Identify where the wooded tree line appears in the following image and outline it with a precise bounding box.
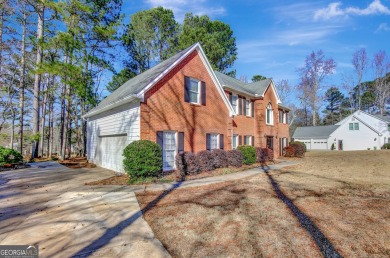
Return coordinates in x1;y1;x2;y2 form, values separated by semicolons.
290;48;390;130
0;3;237;159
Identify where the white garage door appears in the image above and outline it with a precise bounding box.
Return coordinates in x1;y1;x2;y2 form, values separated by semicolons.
311;140;327;150
97;135;128;172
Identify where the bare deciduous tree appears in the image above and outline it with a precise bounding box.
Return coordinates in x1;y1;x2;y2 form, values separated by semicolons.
276;79;290;104
298;50;336;126
372;50;390;115
352;48;368;110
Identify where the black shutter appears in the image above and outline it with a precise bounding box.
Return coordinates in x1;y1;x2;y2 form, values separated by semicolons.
206;133;211;150
238;135;242;145
219;134;224;149
238;97;242;115
178;132;184;153
184;76;190;102
251;136;255;146
229;92;232;104
157;131;164;149
251;101;254;117
201;81;206;105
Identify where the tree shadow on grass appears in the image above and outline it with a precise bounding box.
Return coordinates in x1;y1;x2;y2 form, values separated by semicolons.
71;181;183;257
260;165;342;258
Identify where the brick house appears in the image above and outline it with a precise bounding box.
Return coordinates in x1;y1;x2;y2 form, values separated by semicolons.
85;43;290;172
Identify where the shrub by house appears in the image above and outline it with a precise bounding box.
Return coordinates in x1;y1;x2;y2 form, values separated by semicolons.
0;146;23;166
123;140;162;179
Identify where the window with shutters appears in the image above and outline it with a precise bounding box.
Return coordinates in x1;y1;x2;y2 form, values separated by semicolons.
188;78;200;104
245;99;251;117
232;134;238;149
163;131;176;170
244;135;251;145
231;94;238;113
210;134;219;150
266;103;273;125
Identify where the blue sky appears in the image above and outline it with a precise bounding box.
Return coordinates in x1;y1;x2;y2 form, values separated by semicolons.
117;0;390;104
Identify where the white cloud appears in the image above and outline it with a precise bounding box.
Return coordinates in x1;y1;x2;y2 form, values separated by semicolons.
314;0;390;20
145;0;226;21
376;22;390;32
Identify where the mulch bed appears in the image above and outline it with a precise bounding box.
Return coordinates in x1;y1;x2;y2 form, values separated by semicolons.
84;160;286;186
59;157;96;169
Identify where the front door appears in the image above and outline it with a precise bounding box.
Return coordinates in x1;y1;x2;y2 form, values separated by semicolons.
266;136;274;150
163;132;176;170
338;140;343;150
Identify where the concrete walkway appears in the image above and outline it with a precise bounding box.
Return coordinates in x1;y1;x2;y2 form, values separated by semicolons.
0;160;298;257
0;162;170;258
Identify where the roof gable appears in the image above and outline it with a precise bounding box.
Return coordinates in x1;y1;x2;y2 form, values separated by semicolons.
85;43;235;118
214;71;281;103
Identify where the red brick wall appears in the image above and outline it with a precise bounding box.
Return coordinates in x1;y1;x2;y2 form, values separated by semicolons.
140;50;232;153
254;85;290;158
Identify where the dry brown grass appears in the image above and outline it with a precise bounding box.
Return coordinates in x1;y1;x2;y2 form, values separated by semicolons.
136;150;390;257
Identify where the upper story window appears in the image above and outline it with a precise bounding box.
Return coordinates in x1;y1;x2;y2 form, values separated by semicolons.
349;122;359;130
231;94;238;113
266;103;273;125
189;78;200;104
245;99;251;116
279;110;288;124
185;76;206;105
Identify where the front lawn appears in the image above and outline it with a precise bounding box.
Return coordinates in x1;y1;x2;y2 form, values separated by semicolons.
136;150;390;257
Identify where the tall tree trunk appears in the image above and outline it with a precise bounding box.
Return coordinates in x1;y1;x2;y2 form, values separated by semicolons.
10;105;15;149
81;100;87;157
39;76;48;157
18;1;27;154
66;89;72;159
61;84;68;160
0;0;5;88
48;77;54;158
32;1;44;158
60;82;65;158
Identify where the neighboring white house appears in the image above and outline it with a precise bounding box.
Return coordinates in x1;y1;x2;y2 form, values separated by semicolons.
293;110;390;151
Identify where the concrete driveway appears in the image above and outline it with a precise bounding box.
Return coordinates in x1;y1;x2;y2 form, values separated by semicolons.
0;162;170;258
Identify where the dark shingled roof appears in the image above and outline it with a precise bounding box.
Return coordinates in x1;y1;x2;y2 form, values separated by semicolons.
214;71;271;96
293;125;339;139
373;114;390;123
85;43;198;117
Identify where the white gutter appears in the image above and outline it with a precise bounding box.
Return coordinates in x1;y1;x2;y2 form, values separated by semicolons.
82;95;139;119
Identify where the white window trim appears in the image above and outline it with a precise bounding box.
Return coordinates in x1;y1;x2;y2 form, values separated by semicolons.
232;134;238;149
163;131;177;171
231;94;238;113
210;133;219;150
266;104;274;125
244;135;252;145
245;99;251;117
189;77;201;104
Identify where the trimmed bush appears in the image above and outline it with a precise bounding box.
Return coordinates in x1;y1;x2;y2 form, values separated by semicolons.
290;141;307;152
237;145;256;165
227;150;243;167
0;146;23;166
123;140;162;179
256;148;274;163
197;150;214;172
284;143;305;158
382;143;390;149
175;151;198;177
211;149;228;168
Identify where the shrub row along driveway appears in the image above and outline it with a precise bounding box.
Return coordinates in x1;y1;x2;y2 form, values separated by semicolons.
137;151;390;257
0;162;169;257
